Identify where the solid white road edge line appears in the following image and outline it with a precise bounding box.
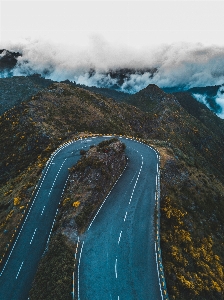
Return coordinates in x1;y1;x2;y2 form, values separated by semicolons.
155;242;163;299
77;241;85;300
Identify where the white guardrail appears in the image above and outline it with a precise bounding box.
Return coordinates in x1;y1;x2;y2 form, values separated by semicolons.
154;150;169;300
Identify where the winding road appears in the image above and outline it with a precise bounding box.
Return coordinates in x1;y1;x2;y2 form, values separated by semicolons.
0;136;161;300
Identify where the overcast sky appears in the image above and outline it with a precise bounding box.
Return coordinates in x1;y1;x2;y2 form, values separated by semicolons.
1;0;224;48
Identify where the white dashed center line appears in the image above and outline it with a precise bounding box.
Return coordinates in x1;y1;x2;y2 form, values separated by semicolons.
48;159;67;196
115;258;118;278
40;206;45;216
118;230;122;245
30;228;37;245
16;261;24;279
124;211;128;222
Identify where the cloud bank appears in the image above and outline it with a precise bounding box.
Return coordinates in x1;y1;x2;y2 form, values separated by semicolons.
1;38;224;118
214;86;224;119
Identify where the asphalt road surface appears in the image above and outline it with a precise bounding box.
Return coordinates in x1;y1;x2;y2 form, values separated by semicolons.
78;137;161;300
0;136;161;300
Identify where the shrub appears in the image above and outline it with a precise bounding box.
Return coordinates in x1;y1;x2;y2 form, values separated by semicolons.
80;149;86;155
13;197;21;206
97;138;119;149
72;201;80;208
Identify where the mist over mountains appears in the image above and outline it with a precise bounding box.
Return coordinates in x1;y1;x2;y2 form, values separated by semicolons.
1;40;224;117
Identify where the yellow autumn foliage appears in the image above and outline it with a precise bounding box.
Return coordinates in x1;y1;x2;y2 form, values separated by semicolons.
178;275;195;289
62;197;70;206
14;197;21;206
6;210;14;221
73;201;80;208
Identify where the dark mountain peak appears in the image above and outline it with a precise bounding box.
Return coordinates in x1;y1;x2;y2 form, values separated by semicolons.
126;83;179;112
0;49;22;71
135;84;168;101
145;83;161;89
142;83;166;94
142;84;183;109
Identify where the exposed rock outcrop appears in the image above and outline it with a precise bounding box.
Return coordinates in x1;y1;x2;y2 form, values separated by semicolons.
0;49;21;71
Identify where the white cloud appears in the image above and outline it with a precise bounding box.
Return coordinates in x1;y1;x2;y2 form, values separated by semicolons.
2;39;224;93
215;86;224;119
192;94;208;106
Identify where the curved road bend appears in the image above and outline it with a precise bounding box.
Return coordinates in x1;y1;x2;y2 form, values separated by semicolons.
78;138;161;300
0;136;161;300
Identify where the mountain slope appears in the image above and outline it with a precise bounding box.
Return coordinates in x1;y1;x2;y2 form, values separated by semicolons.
122;84;224;182
180;85;222;114
60;79;131;102
174;91;224;139
0;74;54;115
0;82;223;299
